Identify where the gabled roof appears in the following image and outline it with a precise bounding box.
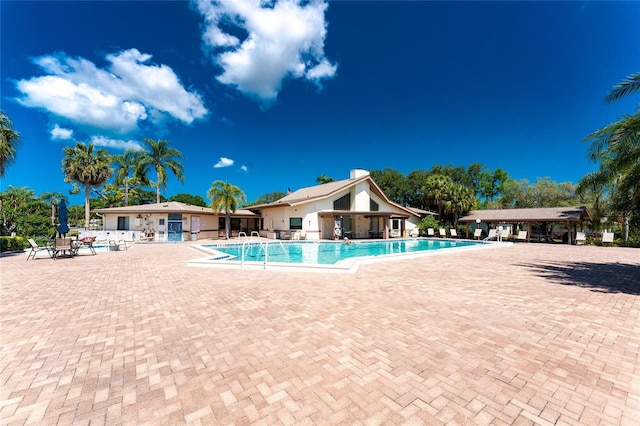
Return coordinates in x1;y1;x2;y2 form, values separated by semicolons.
93;202;256;216
248;174;419;217
459;206;591;223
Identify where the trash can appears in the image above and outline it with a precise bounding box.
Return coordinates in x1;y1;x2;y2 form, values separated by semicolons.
191;232;198;241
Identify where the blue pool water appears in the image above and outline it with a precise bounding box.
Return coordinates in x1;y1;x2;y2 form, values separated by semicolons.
200;238;482;266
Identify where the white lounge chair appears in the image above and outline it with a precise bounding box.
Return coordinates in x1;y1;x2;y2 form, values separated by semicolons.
516;230;528;242
439;228;447;238
485;229;498;241
450;229;458;238
409;228;420;238
473;228;482;239
427;228;435;237
576;232;586;245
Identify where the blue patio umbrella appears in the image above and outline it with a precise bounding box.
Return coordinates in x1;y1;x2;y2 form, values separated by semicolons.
57;199;70;237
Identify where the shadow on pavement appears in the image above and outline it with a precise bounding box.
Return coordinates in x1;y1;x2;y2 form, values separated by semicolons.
519;261;640;295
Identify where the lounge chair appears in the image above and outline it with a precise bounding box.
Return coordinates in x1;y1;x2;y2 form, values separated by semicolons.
576;232;586;245
450;229;458;238
602;231;614;245
439;228;447;238
484;229;498;241
473;228;482;239
516;230;528;242
427;228;435;237
26;238;53;260
409;228;420;237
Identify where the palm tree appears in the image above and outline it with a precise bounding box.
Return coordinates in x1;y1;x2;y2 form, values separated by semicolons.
0;111;20;177
422;174;452;220
62;142;113;229
207;180;246;239
442;183;476;227
112;149;140;206
579;71;640;228
135;138;184;203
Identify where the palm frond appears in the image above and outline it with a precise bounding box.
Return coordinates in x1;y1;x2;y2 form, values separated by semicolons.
605;71;640;103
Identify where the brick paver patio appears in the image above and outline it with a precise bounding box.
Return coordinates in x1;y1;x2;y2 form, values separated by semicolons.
1;241;639;425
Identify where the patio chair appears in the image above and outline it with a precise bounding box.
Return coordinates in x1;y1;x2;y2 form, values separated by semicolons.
473;228;482;239
410;228;420;237
439;228;447;237
52;238;74;259
26;238;53;261
450;229;458;238
576;232;586;245
602;231;614;245
427;228;435;237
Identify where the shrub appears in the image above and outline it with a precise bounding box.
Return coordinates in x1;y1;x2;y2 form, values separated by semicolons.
0;236;28;252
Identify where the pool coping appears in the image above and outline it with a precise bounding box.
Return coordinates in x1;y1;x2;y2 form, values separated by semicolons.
187;238;512;273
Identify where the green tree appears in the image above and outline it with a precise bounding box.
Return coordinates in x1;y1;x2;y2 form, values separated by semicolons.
169;193;208;207
370;168;409;205
245;191;287;206
0;186;53;237
479;168;509;202
207;181;246;239
135;138;184;204
62;142;113;229
579;71;640;229
316;174;335;184
442;183;476;226
422;174;452;219
0;111;20;177
112;149;140;206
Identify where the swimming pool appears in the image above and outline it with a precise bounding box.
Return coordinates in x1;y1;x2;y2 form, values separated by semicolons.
190;238;499;272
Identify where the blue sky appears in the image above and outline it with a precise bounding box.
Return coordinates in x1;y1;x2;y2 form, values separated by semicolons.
2;0;639;206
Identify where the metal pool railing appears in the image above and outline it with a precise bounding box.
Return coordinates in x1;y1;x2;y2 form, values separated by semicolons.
240;240;291;270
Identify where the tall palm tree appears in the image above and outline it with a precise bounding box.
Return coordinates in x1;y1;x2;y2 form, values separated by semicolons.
422;174;452;220
62;142;113;229
135;138;184;204
112;149;140;206
442;183;476;227
207;180;246;239
579;71;640;228
0;111;20;177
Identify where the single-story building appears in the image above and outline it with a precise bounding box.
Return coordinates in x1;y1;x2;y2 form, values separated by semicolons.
89;201;258;242
248;169;423;240
458;206;592;244
89;169;429;242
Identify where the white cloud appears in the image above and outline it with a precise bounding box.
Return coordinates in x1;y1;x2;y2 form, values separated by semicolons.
194;0;337;102
50;124;73;140
90;135;143;150
240;165;248;172
214;157;234;168
15;49;208;135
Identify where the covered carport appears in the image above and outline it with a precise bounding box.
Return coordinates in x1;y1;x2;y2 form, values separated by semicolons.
458;206;592;245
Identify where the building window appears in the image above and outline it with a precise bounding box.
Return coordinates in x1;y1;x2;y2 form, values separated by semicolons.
392;219;401;230
117;216;130;230
370;199;379;211
290;217;303;230
333;193;351;210
159;219;165;226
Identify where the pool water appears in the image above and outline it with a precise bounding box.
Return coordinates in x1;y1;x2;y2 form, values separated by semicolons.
200;238;481;265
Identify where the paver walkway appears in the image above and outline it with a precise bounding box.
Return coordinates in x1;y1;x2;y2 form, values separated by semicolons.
1;242;639;425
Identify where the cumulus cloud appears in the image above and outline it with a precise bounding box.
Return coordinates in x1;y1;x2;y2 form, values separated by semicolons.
193;0;337;102
90;135;143;150
50;124;73;140
214;157;234;168
240;165;248;172
15;49;208;135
